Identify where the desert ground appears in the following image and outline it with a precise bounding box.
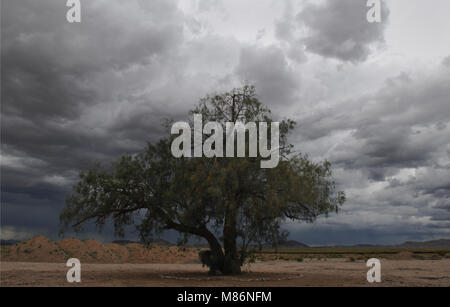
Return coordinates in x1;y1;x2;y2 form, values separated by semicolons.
1;259;450;287
1;236;449;286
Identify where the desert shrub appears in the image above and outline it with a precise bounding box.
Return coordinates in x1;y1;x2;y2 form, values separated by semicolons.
246;254;256;264
412;254;425;260
296;257;303;262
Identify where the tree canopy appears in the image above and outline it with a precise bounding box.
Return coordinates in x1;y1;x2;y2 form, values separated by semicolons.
60;84;345;275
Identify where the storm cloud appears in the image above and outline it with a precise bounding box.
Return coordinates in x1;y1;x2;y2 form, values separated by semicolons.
1;0;449;245
298;0;389;63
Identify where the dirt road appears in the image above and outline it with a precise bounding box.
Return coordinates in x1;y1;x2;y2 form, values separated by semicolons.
1;258;449;286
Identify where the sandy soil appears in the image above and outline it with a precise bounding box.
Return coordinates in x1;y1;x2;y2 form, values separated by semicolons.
1;236;200;264
1;258;449;287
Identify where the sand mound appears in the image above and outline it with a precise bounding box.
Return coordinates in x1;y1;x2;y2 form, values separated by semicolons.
1;236;201;264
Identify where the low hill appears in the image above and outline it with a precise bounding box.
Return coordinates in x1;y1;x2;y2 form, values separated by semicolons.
1;236;200;264
309;239;450;249
279;240;309;248
260;240;309;249
399;239;450;248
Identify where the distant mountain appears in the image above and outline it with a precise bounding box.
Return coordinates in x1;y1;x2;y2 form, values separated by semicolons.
279;240;309;248
318;239;450;249
259;240;309;249
351;244;378;248
0;239;20;246
398;239;450;248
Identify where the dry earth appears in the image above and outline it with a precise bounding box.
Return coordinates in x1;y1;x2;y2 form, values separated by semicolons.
1;236;449;286
1;259;450;287
1;236;200;264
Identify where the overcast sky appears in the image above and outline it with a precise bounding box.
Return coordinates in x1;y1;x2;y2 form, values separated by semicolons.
2;0;449;245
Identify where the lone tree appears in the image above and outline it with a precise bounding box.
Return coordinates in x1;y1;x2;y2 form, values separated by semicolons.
60;85;345;275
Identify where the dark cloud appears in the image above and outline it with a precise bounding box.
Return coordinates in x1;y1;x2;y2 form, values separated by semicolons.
298;0;389;63
1;0;188;238
1;0;448;245
443;55;450;67
236;45;300;107
274;0;306;64
298;69;450;177
291;65;450;239
1;0;246;241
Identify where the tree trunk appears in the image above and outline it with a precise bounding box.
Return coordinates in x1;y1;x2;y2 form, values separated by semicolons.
202;228;225;275
219;99;242;275
222;203;242;275
165;220;225;275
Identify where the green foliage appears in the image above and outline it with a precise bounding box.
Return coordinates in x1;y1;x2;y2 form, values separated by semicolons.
437;251;447;257
60;84;345;274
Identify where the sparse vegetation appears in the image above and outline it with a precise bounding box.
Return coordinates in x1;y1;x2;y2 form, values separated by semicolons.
3;236;450;266
437;251;447;257
249;246;450;261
